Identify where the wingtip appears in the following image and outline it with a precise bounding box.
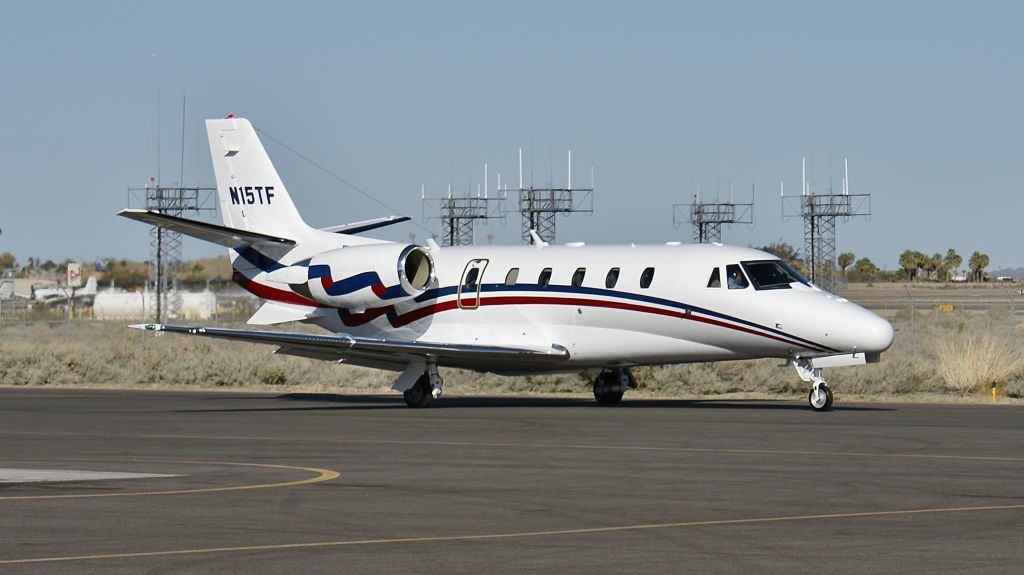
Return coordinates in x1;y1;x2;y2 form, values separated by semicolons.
128;323;164;331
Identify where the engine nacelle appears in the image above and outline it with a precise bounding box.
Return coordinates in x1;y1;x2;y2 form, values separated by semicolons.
270;244;435;311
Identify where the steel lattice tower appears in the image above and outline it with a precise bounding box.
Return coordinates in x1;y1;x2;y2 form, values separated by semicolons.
673;185;754;243
422;165;505;246
515;149;593;245
128;183;215;321
782;158;870;292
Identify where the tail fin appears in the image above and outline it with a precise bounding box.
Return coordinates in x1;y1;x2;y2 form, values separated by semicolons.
205;117;312;238
80;276;98;296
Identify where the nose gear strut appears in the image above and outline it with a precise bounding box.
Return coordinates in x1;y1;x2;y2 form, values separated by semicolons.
793;357;833;411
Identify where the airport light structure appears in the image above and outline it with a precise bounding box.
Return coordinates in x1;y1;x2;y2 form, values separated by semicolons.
514;149;593;245
781;158;870;293
421;164;506;247
127;182;216;321
673;184;754;244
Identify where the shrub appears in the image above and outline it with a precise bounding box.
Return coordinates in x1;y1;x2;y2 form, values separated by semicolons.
935;332;1023;394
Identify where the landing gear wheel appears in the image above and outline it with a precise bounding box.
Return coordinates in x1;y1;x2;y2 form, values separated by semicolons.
808;384;833;412
593;371;626;405
403;374;434;408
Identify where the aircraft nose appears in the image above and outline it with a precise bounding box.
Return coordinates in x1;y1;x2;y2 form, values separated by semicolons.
860;312;895;353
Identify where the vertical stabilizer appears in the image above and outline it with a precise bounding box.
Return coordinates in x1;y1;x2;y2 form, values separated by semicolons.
205;117;311;238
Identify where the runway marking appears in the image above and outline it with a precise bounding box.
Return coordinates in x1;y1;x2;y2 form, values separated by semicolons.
2;501;1023;565
0;459;339;501
7;430;1023;464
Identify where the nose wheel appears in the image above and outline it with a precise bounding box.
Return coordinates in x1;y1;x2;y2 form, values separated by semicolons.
808;383;833;411
793;357;834;412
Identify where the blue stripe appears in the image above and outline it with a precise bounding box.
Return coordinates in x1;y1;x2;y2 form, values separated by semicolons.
415;282;836;353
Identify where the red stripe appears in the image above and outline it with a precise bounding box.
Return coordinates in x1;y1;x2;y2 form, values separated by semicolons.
342;294;818;351
238;281;822;352
233;272;320;307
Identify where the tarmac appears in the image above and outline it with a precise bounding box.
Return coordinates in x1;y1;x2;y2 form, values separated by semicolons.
1;387;1022;574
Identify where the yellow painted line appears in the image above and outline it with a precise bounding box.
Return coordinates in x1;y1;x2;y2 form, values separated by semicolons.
0;459;339;501
5;430;1024;463
2;502;1024;565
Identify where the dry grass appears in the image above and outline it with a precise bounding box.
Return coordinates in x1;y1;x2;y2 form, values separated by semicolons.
935;332;1022;394
2;306;1024;402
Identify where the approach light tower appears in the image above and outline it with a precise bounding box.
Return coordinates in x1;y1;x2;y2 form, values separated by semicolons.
421;164;506;246
515;149;593;245
128;180;215;321
781;158;870;292
673;184;754;243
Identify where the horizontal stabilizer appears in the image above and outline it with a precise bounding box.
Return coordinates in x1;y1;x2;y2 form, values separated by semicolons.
118;209;295;249
320;215;411;235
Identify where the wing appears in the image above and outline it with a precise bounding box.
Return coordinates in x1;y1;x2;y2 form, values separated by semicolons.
130;323;570;371
118;209;295;249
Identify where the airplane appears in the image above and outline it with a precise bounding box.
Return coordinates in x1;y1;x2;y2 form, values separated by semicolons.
119;117;894;411
31;276;97;305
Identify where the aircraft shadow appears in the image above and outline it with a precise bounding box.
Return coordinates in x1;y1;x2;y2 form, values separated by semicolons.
174;393;894;413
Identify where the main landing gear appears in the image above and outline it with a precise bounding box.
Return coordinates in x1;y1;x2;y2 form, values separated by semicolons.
403;363;444;408
593;368;637;405
793;357;833;412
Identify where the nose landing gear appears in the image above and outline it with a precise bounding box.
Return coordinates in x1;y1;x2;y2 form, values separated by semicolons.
793;357;833;411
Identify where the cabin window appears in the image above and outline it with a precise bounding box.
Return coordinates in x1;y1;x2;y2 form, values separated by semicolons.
707;267;721;288
726;264;749;289
538;268;552;289
605;268;620;289
505;268;519;287
640;267;655;289
571;268;586;288
464;267;479;288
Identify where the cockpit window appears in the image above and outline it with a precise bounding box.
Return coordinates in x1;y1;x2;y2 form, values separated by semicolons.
741;260;811;290
707;267;721;288
726;264;748;289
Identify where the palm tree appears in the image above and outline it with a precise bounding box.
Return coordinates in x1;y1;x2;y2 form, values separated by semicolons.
944;249;962;280
837;252;855;277
968;251;990;282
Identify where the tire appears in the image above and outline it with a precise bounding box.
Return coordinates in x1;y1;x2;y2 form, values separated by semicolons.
808;385;833;412
593;372;625;405
403;374;434;408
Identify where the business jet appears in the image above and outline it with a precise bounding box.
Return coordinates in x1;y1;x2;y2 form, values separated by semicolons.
119;117;894;411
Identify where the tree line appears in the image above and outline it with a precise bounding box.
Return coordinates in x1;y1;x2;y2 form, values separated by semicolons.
757;243;994;283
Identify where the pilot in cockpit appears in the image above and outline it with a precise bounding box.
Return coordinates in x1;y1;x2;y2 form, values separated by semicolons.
727;266;749;289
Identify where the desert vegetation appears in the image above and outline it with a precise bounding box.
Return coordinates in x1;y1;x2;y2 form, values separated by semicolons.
2;303;1022;402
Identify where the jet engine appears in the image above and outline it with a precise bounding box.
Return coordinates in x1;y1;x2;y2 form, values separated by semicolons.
268;244;435;311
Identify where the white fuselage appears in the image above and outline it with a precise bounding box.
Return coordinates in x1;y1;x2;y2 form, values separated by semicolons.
231;240;894;373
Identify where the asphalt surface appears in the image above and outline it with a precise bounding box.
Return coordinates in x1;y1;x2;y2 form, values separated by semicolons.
1;387;1022;574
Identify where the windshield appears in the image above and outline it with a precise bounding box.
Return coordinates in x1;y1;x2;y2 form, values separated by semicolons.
741;260;811;290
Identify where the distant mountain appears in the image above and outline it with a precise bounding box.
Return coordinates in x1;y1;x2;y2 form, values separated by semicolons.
988;267;1024;280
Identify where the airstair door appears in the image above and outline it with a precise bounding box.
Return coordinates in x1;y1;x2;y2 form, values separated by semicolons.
457;259;488;310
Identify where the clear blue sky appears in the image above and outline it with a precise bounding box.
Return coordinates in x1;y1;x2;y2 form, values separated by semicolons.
1;1;1021;270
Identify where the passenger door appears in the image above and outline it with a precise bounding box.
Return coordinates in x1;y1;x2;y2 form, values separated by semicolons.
457;259;489;309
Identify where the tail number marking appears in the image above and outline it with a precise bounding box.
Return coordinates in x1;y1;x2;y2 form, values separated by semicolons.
229;186;275;205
